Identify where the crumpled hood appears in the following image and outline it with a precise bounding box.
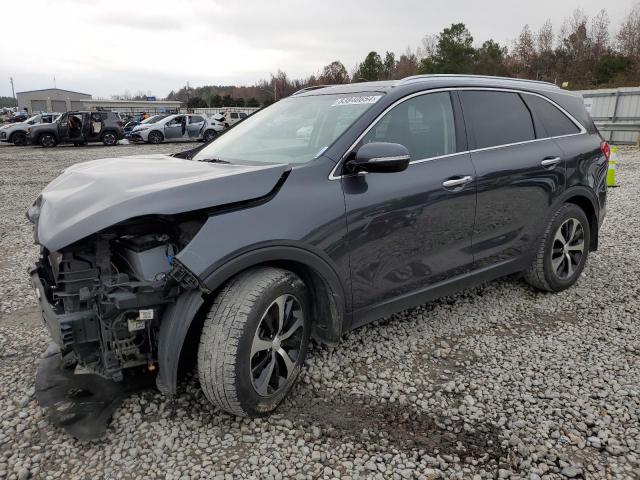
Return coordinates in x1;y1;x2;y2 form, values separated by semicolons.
34;154;289;251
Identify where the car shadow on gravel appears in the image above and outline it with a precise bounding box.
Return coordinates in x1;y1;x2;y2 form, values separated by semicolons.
280;391;506;463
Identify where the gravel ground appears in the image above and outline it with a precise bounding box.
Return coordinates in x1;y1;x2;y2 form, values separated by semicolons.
0;143;639;480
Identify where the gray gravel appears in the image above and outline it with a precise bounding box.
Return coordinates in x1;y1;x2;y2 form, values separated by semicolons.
0;142;639;479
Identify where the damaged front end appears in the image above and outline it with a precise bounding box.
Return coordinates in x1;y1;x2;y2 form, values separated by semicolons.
29;216;204;439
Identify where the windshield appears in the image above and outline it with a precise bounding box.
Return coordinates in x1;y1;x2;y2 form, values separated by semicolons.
193;93;384;164
25;115;40;124
142;114;167;124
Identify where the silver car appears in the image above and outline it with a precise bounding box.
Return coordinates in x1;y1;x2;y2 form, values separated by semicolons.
0;113;61;145
130;114;223;144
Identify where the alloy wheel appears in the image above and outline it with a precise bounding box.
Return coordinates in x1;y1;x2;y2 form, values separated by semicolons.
13;133;26;146
103;133;117;145
40;135;55;147
551;217;585;280
250;294;304;397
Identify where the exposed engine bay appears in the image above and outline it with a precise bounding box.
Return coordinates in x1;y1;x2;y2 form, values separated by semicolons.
31;217;204;383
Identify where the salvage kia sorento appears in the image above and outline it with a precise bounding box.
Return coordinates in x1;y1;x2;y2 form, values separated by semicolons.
28;75;608;438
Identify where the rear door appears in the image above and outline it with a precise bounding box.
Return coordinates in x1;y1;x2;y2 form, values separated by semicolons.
459;90;566;269
343;91;477;316
187;115;206;139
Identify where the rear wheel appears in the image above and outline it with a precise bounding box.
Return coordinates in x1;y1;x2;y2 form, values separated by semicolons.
198;267;310;417
11;132;27;146
147;131;163;144
101;131;118;146
39;133;57;148
203;129;217;142
524;203;590;292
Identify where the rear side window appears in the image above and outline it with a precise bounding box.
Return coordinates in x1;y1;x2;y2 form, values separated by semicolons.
362;92;456;160
521;94;581;137
460;91;535;149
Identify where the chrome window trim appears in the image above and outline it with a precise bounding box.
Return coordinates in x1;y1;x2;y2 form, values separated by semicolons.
328;87;587;180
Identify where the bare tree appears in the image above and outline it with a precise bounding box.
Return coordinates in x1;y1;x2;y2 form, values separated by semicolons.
590;9;610;60
537;19;554;53
512;24;536;75
416;34;438;60
617;2;640;59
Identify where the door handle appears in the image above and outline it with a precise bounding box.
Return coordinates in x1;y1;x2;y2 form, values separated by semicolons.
541;156;561;168
442;175;474;188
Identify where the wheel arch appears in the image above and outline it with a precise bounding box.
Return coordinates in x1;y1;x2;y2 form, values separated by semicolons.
156;245;347;396
560;187;600;251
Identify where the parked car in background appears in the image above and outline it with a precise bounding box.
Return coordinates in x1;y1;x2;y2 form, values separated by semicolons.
27;75;607;437
220;110;248;127
28;111;124;147
0;113;61;145
130;113;223;143
123;114;169;138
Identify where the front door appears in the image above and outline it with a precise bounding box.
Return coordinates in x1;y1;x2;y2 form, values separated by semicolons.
458;90;566;269
343;91;476;317
57;113;69;138
164;116;185;140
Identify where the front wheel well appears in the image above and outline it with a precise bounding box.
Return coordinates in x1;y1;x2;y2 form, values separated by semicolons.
565;195;598;251
177;260;343;381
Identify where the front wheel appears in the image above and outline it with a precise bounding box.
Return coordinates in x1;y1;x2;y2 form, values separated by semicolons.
39;133;57;148
198;267;310;417
147;131;163;144
102;131;118;146
11;132;27;146
524;203;590;292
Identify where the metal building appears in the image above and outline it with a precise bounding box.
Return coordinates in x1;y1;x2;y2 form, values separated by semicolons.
82;99;182;115
16;88;92;114
577;87;640;145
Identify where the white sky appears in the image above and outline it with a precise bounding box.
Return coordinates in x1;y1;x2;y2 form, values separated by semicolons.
0;0;634;98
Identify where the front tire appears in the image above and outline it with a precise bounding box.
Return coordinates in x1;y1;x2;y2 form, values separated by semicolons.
11;132;27;146
198;267;310;417
524;203;590;292
147;131;163;144
39;133;57;148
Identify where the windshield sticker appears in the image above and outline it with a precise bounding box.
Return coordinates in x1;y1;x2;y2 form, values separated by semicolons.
331;95;382;107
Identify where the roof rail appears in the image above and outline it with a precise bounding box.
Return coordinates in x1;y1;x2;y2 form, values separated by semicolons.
397;74;559;88
292;85;331;95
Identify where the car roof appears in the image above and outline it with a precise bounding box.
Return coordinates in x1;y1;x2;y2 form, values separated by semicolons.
293;75;579;99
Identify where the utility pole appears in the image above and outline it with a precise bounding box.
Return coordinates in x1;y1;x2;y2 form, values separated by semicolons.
186;81;190;105
9;77;16;105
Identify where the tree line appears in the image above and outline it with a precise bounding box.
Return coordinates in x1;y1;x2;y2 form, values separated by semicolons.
168;5;640;108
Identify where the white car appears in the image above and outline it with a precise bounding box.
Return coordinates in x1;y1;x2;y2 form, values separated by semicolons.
0;113;61;145
217;110;249;127
130;114;224;144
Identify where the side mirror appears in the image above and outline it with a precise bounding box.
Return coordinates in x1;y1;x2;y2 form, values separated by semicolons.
345;142;410;174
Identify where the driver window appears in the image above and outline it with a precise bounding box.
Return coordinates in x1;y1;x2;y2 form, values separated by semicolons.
362;92;457;161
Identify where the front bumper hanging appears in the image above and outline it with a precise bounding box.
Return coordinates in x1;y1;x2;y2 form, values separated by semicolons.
35;343;155;440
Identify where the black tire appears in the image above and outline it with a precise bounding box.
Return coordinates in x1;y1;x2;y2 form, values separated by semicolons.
11;132;27;146
203;129;217;142
101;131;118;146
147;130;163;144
198;267;311;417
39;133;57;148
524;203;590;292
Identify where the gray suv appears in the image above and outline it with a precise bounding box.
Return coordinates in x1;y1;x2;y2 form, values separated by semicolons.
28;74;607;439
28;111;125;147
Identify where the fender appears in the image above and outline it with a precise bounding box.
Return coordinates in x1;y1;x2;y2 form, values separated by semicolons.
544;185;601;250
156;289;204;395
156;244;348;396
